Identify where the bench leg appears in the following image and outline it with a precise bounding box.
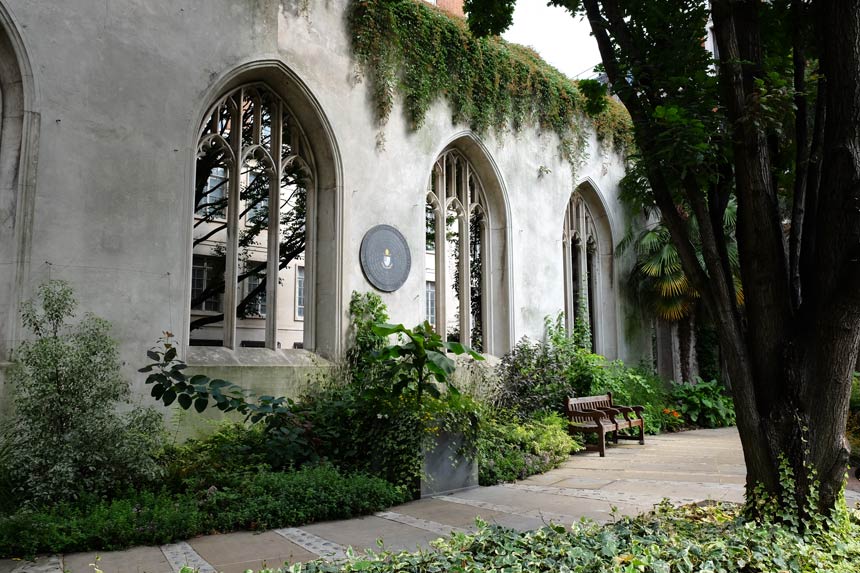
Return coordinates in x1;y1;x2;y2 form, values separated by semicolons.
638;423;645;445
598;427;606;457
613;430;619;444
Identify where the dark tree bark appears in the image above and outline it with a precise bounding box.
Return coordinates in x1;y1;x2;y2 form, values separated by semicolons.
577;0;860;516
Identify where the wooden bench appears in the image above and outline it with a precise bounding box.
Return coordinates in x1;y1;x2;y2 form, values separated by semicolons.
564;393;645;457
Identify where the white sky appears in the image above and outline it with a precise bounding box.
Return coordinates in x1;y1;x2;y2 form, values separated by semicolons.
502;0;601;79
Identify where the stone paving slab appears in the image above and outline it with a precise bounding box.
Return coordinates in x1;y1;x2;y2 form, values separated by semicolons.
391;498;505;529
189;531;317;573
0;557;61;573
63;547;170;573
301;516;442;554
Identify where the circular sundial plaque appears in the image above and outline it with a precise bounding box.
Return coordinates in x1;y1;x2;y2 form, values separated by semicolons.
360;224;412;292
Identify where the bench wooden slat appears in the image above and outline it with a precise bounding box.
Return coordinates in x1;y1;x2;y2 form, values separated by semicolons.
565;392;645;457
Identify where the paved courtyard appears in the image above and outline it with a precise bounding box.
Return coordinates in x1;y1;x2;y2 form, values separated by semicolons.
6;427;860;573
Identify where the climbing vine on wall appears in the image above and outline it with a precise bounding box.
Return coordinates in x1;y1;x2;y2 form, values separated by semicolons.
348;0;633;157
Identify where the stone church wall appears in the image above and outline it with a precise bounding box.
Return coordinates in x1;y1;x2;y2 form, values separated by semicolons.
0;0;651;413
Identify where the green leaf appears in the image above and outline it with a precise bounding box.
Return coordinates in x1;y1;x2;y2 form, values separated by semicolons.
177;393;192;410
426;350;455;376
372;323;406;337
162;389;177;407
164;347;177;362
194;397;208;413
146;350;160;361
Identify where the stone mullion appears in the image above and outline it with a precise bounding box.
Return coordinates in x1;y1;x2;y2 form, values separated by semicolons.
577;201;589;319
459;165;471;347
562;203;575;335
479;215;490;353
435;167;446;336
265;101;282;350
223;91;243;349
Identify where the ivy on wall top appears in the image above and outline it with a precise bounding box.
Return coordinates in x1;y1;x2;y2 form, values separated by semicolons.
348;0;633;155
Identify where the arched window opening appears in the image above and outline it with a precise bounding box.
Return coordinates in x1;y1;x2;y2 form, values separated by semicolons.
191;83;313;350
563;192;598;352
425;149;488;351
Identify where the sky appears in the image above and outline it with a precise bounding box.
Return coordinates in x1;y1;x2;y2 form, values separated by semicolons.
502;0;601;79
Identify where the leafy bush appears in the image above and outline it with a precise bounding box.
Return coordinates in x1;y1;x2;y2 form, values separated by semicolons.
477;411;582;485
4;281;164;505
497;315;673;436
202;465;406;532
284;501;860;573
671;378;736;428
158;422;270;490
0;490;204;556
0;465;405;557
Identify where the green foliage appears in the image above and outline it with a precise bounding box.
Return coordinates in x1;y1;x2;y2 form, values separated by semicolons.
4;281;164;505
140;336;316;469
158;422;270;490
370;321;483;404
589;363;668;435
265;502;860;573
348;0;632;155
346;291;389;388
477;411;582;486
0;465;404;557
671;378;736;428
0;490;203;556
200;465;407;532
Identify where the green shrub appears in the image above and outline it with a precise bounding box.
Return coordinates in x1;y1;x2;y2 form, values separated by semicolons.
159;423;270;490
202;465;407;532
477;411;581;485
4;281;164;505
0;490;204;556
0;465;405;557
671;378;736;428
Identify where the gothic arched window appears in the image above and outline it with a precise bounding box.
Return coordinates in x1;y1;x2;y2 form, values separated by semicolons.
191;83;313;350
425;149;488;352
563;192;598;352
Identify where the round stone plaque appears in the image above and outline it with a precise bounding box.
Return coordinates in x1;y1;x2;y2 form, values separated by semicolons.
360;224;412;292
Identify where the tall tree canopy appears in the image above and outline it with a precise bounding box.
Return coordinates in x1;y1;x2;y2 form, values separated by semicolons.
465;0;860;517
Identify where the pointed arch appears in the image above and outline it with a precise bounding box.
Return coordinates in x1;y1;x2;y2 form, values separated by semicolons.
424;132;513;356
563;179;618;357
184;61;343;359
0;2;38;360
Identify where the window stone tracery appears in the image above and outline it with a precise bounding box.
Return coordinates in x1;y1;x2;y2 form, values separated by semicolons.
563;191;599;351
191;83;313;350
425;149;488;352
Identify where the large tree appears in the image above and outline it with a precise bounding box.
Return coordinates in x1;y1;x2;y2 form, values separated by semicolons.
465;0;860;516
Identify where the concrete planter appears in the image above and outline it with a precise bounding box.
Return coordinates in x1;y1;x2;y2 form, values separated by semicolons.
420;430;478;498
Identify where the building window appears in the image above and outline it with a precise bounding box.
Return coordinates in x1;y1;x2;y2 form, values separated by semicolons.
563;192;598;352
296;266;305;320
425;281;436;325
191;255;223;313
245;268;267;318
200;167;227;218
425;149;487;352
191;83;313;349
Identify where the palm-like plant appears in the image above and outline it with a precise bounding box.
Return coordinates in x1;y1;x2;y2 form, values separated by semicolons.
619;198;742;382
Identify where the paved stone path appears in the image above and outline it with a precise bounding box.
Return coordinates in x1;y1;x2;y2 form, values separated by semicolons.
5;428;860;573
